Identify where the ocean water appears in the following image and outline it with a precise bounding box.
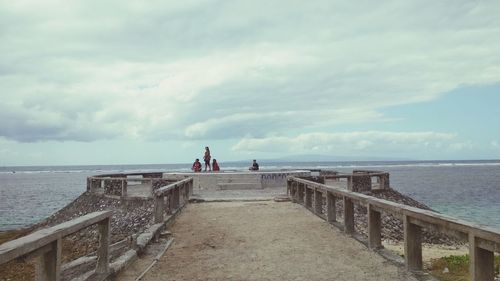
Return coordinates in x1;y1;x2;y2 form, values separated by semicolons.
0;160;499;231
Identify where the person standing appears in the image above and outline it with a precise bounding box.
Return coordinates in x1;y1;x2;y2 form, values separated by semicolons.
203;146;211;172
212;159;220;172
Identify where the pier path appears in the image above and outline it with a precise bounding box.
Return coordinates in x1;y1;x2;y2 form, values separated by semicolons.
4;170;498;281
117;201;417;281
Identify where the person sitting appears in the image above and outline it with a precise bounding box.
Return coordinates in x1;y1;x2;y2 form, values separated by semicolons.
212;159;220;172
192;158;202;172
249;159;259;171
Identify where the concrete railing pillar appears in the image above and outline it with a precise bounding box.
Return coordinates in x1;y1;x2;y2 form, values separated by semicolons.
326;192;336;223
88;178;102;193
184;183;189;201
297;183;304;204
305;186;312;209
179;184;186;203
314;189;323;215
36;239;62;281
168;190;175;214
378;173;390;189
290;182;297;203
121;180;127;198
403;216;422;271
469;234;495;281
96;217;110;275
343;197;355;234
154;195;164;223
174;187;180;209
347;176;353;191
368;204;382;249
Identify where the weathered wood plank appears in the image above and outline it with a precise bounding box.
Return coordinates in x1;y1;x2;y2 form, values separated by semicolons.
0;211;112;264
155;178;193;196
343;197;354;235
36;238;62;281
326;192;336;223
154;195;165;223
289;176;500;248
368;204;382;249
404;216;422;271
96;218;110;275
469;233;495;281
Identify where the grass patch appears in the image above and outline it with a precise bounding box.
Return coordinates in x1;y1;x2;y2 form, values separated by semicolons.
429;254;500;281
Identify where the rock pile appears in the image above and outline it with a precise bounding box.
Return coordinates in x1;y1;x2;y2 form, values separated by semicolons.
334;188;461;245
0;192;155;281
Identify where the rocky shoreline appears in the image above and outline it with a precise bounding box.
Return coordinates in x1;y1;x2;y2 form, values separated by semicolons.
0;192;156;281
351;188;461;246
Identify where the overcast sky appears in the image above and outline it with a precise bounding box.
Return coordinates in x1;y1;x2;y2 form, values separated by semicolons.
1;0;500;166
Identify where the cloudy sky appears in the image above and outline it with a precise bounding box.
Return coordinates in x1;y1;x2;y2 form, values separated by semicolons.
1;0;500;166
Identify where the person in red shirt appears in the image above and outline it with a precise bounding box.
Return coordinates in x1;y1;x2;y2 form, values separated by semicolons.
212;159;220;172
192;158;202;172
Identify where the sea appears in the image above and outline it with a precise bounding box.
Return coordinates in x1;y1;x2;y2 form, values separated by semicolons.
1;160;499;231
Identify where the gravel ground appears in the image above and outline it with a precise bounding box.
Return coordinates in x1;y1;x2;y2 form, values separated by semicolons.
138;201;418;281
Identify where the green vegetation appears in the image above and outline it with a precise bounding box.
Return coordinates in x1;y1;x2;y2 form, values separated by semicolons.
428;254;500;281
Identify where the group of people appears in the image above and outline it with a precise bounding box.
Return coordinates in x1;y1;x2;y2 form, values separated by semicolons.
191;147;259;172
192;147;220;172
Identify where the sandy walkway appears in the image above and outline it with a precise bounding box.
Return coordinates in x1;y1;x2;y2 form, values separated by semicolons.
136;201;417;281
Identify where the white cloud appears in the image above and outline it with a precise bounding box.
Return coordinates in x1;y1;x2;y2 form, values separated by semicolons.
231;131;456;154
447;142;474;151
1;1;500;143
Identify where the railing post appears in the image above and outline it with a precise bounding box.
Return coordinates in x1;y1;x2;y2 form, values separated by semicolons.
183;183;188;202
169;190;175;213
403;216;422;271
326;192;336;223
314;188;323;215
154;195;164;223
36;239;62;281
179;185;184;205
347;176;353;191
290;182;297;203
297;183;304;204
189;180;193;197
469;234;495;281
343;197;354;235
149;179;155;196
96;217;110;275
175;186;180;209
305;186;312;209
368;204;382;249
121;180;127;198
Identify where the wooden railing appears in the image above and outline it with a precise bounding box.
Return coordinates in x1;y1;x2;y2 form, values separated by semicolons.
322;170;390;191
0;211;112;281
87;172;175;197
287;177;500;281
154;177;193;223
